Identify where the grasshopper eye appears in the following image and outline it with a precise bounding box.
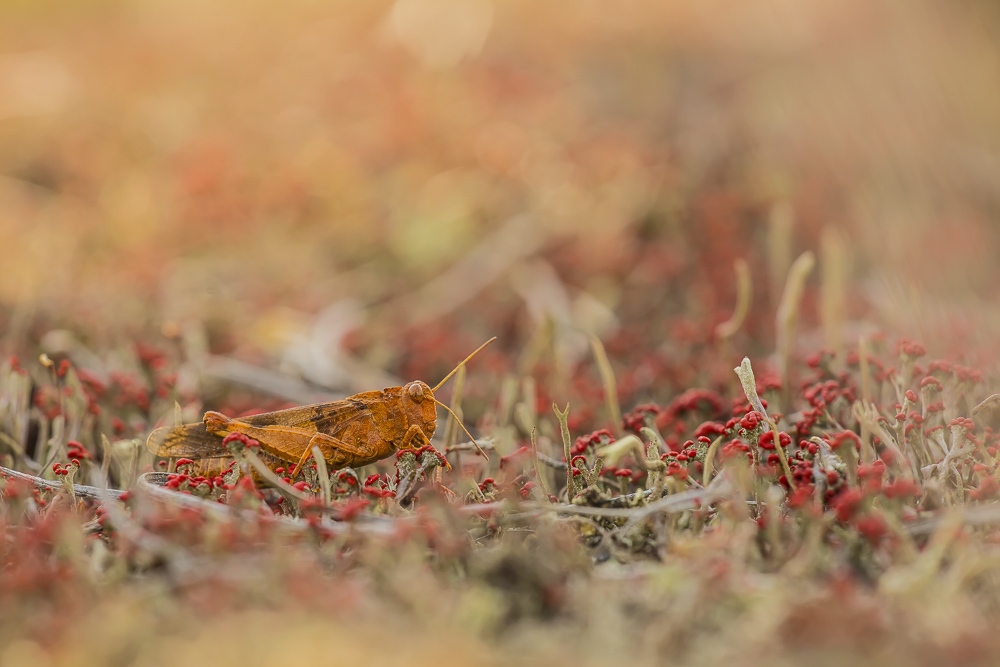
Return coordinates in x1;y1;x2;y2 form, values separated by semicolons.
407;383;425;401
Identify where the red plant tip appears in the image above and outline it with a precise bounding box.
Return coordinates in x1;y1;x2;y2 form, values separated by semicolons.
57;359;70;377
499;446;529;470
805;350;834;369
693;421;725;439
758;430;791;450
832;489;865;522
337;498;370;522
222;432;260;449
855;514;888;543
883;479;921;499
970;477;1000;501
614;469;633;477
956;366;984;384
920;376;943;391
740;411;762;431
787;484;815;509
949;417;976;432
570;455;588;468
66;441;91;460
572;429;615;455
897;339;927;359
663;389;724;424
622;403;661;434
829;431;861;450
720;439;752;463
928;360;952;375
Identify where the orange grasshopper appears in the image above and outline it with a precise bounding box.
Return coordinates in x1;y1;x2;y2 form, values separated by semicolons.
146;338;495;483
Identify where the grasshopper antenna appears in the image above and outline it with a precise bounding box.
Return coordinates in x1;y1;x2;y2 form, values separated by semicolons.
431;336;497;393
434;398;489;461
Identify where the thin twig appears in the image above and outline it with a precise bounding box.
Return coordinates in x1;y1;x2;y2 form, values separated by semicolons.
136;472;394;533
1;464;125;500
904;503;1000;535
445;439;497;454
537;452;568;471
505;474;734;522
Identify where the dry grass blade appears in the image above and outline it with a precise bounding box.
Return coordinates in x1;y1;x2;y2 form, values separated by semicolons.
715;258;752;340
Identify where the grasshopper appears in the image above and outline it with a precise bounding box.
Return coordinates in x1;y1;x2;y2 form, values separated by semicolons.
147;338;495;481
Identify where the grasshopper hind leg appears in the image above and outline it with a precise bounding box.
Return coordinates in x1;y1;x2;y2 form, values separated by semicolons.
288;433;332;480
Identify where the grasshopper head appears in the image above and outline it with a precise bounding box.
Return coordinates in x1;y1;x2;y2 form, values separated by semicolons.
402;380;437;438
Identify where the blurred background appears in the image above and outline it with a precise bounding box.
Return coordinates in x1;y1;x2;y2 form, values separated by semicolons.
1;0;1000;414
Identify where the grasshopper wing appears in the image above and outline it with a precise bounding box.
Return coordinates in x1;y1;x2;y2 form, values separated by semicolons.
146;399;372;459
146;422;229;459
240;398;372;436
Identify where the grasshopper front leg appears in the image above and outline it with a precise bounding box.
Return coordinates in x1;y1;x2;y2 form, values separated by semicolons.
399;425;451;471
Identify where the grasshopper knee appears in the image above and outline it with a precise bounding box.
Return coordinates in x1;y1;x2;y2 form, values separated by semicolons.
203;410;231;434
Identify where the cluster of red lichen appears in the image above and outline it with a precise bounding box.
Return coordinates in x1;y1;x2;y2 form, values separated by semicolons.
3;328;999;667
